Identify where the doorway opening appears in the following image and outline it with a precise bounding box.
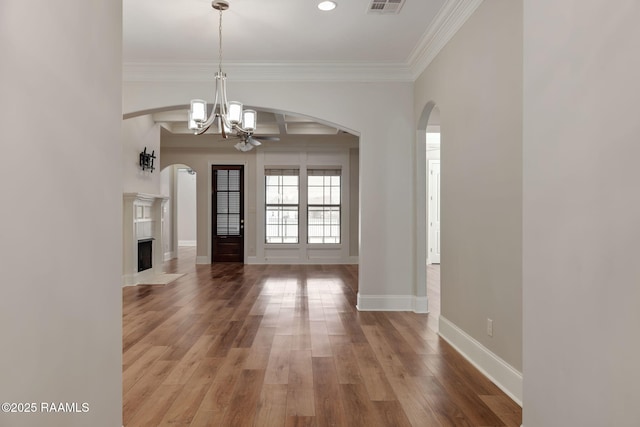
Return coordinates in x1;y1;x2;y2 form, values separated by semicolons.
416;101;441;319
426;114;441;319
160;164;197;262
211;165;244;263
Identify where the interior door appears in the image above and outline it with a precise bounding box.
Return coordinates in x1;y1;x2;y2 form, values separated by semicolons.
428;160;441;264
212;165;244;263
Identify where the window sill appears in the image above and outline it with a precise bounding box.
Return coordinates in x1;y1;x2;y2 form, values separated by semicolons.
307;244;342;249
264;243;300;249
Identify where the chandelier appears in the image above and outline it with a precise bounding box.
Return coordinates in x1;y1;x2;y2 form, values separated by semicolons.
188;0;269;152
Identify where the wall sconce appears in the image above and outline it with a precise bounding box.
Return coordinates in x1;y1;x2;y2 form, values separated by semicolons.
139;147;156;172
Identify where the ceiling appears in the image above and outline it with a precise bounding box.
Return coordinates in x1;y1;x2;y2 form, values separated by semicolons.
123;0;447;64
123;0;459;140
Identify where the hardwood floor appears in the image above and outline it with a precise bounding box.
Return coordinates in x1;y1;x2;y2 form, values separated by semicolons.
123;248;521;426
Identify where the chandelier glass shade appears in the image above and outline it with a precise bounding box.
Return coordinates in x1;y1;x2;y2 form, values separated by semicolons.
188;0;259;151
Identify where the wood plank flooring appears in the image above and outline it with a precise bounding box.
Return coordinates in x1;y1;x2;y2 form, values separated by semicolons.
123;248;522;426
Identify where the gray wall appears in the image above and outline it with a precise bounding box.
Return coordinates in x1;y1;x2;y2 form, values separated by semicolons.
414;0;523;372
523;1;640;425
160;133;359;263
122;114;161;194
0;0;122;425
177;168;197;245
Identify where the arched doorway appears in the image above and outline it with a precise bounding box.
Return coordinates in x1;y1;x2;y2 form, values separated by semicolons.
131;105;360;268
416;101;441;316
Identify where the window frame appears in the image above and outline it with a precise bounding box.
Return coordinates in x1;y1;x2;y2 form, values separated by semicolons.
306;170;342;244
264;169;300;244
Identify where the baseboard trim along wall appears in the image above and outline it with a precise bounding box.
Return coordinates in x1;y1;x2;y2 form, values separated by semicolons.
195;256;209;265
178;240;197;247
356;293;430;314
439;316;523;406
246;256;358;265
413;296;429;314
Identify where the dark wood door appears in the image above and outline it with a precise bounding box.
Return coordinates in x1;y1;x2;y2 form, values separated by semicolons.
212;165;244;263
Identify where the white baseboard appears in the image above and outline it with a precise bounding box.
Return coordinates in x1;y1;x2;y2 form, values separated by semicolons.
178;240;197;247
356;293;429;314
121;268;156;287
122;274;134;287
246;256;357;265
413;295;429;313
195;256;209;265
163;251;175;262
439;316;523;406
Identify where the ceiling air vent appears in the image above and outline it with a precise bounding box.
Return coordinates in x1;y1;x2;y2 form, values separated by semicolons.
367;0;405;14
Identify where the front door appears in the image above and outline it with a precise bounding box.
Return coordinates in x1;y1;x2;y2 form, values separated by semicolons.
212;165;244;263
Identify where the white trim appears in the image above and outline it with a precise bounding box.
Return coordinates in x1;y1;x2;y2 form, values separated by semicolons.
123;61;413;83
163;251;175;261
121;268;156;287
178;240;197;247
356;293;428;313
196;256;209;265
413;296;429;314
246;256;356;265
408;0;484;79
438;316;523;406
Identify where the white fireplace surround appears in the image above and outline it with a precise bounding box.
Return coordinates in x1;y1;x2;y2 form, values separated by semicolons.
123;193;168;286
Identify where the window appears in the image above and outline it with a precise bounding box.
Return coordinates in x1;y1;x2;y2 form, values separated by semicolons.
265;169;299;243
307;169;341;243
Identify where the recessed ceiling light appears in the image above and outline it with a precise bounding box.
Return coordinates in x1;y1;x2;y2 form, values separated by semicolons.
318;1;337;11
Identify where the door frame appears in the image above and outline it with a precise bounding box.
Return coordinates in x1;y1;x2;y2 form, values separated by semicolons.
427;159;441;264
205;160;249;264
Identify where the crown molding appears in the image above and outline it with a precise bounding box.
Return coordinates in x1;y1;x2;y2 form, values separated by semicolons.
407;0;484;80
123;61;413;83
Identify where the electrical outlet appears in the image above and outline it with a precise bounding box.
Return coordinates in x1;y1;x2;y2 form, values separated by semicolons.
487;318;493;337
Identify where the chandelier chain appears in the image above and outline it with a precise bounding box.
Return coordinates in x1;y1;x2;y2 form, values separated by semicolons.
218;8;223;74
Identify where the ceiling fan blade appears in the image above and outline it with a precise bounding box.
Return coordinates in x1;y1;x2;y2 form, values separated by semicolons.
247;136;262;146
252;135;280;141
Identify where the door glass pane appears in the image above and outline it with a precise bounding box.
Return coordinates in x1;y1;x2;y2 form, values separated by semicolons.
228;214;240;235
228;192;240;214
217;214;228;235
228;170;240;191
217;193;228;213
216;170;228;191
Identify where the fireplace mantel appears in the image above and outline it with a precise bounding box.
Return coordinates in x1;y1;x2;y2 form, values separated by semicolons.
122;193;169;286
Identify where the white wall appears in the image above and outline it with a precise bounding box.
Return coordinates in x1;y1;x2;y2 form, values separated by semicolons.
125;80;415;305
122;114;161;194
0;1;122;426
177;168;197;246
523;1;640;425
414;0;523;399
